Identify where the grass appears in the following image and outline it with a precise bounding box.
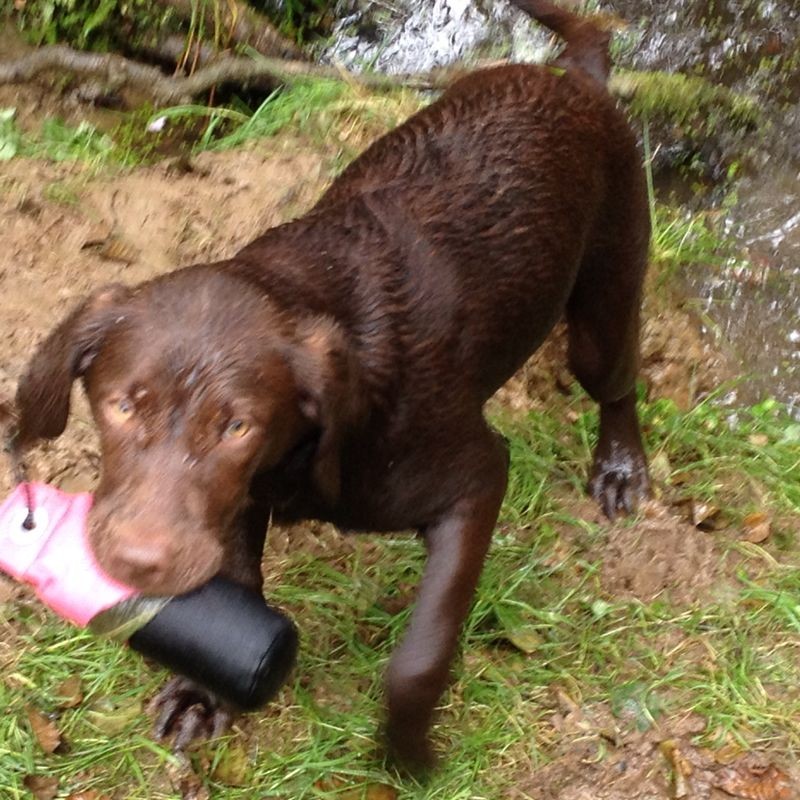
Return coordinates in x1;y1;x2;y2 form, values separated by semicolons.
149;78;423;168
2;392;800;799
0;108;118;164
618;70;761;136
0;77;424;175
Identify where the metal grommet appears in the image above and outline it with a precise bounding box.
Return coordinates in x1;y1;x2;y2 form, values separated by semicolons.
9;505;49;545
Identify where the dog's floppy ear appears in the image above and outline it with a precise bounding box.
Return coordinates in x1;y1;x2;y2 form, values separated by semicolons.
288;316;364;506
13;284;130;452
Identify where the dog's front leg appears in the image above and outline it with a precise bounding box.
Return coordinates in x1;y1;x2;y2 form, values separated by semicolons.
384;433;508;771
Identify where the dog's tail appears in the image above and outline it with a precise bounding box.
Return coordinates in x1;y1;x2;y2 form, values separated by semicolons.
508;0;612;84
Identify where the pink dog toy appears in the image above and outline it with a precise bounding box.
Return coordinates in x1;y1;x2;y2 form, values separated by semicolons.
0;482;298;709
0;482;134;626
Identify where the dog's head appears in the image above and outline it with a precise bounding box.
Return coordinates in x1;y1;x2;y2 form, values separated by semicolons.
12;267;361;595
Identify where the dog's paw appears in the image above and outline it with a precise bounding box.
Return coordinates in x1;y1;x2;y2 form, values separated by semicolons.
589;442;650;520
384;722;436;776
148;676;233;752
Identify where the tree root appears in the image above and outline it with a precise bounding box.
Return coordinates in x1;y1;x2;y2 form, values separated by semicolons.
0;42;675;111
0;45;448;106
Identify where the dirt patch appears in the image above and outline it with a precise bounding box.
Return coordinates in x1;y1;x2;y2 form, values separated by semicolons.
514;700;799;800
596;500;731;607
495;306;730;414
0;141;331;498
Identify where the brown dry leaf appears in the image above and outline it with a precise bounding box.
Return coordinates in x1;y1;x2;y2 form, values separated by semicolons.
314;777;397;800
23;774;59;800
340;785;399;800
81;235;138;264
671;470;696;486
26;708;63;754
177;774;210;800
166;760;210;800
362;784;399;800
743;512;771;544
551;685;582;713
715;742;747;765
748;434;769;447
55;675;84;709
714;762;794;800
690;500;728;530
660;739;693;798
66;791;112;800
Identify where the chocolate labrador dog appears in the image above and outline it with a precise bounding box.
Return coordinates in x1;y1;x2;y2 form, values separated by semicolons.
10;0;650;769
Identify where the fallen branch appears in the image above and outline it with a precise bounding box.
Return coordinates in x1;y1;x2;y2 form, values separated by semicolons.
1;43;742;125
0;45;447;106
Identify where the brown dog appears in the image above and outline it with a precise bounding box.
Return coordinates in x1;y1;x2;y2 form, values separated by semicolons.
11;0;650;768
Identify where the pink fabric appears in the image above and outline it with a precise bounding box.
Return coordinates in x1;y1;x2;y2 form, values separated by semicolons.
0;483;134;626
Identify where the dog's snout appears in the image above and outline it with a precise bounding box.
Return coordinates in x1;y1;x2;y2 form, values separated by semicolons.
88;500;224;596
108;525;175;587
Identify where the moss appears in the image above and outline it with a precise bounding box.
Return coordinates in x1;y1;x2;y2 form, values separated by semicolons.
614;69;761;135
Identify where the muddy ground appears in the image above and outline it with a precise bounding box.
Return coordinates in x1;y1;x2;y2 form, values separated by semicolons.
1;77;794;799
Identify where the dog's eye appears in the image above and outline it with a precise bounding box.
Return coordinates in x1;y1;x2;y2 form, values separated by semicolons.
223;419;250;440
107;397;134;423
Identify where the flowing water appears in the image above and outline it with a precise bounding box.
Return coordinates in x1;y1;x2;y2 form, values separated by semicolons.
612;0;800;410
324;0;800;409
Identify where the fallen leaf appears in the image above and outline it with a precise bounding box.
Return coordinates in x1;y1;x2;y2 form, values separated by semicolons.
26;708;63;754
670;470;696;486
748;434;769;447
714;762;794;800
362;784;398;800
166;760;210;800
85;697;141;735
502;624;543;654
23;775;59;800
691;500;726;530
551;685;582;715
177;774;210;800
315;780;398;800
81;235;138;264
715;742;747;765
66;791;111;800
342;785;398;800
743;512;771;544
649;450;672;484
660;739;693;798
210;740;250;786
55;675;84;709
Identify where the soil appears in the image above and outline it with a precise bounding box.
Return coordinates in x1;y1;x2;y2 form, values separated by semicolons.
0;79;790;799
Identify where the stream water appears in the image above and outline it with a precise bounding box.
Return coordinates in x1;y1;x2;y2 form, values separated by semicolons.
612;0;800;410
324;0;800;410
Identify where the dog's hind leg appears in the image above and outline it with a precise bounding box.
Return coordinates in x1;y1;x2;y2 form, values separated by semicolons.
566;216;651;519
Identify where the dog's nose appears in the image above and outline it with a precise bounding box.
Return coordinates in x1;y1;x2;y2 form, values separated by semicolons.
111;528;174;588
